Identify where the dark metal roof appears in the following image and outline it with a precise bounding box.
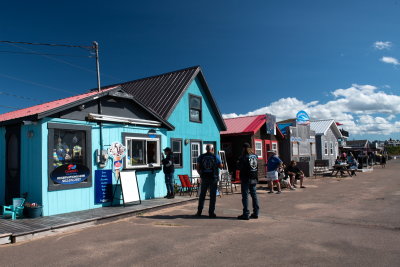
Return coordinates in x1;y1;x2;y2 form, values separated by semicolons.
0;87;174;130
346;140;370;148
105;66;226;131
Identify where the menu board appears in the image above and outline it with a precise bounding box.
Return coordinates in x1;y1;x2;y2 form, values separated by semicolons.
95;170;113;204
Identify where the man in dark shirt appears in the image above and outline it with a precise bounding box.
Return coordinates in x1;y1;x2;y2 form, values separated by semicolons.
162;147;175;198
237;143;260;220
286;160;306;188
195;145;223;218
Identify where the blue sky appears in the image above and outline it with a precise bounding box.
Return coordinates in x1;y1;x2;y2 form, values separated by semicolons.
1;0;399;140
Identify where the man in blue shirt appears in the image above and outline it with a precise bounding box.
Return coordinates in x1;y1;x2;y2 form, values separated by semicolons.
195;145;223;218
266;150;283;194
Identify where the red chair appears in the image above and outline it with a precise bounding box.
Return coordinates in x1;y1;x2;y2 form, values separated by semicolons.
177;175;188;196
182;175;199;197
231;170;241;191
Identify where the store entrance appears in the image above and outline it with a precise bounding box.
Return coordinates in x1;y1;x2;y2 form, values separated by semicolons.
5;124;21;205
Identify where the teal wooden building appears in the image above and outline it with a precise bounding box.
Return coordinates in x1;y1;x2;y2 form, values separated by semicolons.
0;66;226;216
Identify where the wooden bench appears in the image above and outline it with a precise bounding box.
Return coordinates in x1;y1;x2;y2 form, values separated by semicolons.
313;160;331;178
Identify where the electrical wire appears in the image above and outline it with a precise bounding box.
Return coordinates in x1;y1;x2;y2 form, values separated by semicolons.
0;91;44;102
5;42;123;82
0;104;20;110
0;40;93;50
0;50;93;58
0;72;79;94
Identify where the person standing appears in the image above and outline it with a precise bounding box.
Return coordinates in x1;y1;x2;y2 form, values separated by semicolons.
266;150;283;194
195;145;223;218
162;147;175;199
237;143;260;220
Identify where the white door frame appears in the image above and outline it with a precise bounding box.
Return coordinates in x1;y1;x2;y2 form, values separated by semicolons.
190;141;202;177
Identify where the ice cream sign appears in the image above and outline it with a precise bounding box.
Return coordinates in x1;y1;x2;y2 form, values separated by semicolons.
108;142;127;178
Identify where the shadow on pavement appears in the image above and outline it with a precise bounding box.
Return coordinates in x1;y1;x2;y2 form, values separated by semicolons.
140;214;238;220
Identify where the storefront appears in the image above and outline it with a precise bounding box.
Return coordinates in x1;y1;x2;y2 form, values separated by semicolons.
221;114;284;180
0;86;173;216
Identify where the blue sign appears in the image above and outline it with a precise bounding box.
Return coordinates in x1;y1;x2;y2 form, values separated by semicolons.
95;170;113;204
50;164;90;184
296;110;310;125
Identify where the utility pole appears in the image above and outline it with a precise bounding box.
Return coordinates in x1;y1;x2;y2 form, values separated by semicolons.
93;41;101;92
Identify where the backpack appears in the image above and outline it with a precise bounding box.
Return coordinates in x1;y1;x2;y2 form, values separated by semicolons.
200;154;218;178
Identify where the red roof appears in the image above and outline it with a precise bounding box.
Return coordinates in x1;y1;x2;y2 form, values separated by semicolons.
221;115;284;138
0;87;117;123
221;115;265;135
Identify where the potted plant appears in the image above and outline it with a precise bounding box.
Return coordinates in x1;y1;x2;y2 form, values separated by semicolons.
23;202;43;218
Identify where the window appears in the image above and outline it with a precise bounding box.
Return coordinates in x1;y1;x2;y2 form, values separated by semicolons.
330;142;334;155
272;142;278;155
255;140;263;158
123;133;161;169
324;141;328;155
189;94;202;123
48;123;92;191
171;138;183;168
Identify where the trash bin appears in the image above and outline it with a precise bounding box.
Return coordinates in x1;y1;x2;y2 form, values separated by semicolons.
26;206;43;218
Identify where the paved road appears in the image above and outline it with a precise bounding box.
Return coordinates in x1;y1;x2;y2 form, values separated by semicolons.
1;160;400;266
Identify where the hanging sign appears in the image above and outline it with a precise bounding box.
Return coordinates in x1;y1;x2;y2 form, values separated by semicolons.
107;142;127;179
296;110;310;125
95;169;113;204
50;164;90;184
265;113;276;135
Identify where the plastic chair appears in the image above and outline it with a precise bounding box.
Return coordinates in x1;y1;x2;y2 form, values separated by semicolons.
177;175;188;195
182;175;199;197
3;198;25;220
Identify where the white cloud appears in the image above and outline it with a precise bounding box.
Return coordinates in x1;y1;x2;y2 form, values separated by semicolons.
380;56;400;65
374;41;392;50
222;84;400;137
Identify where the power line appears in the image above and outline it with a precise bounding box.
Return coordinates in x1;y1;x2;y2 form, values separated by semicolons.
0;40;93;50
0;104;20;110
0;90;44;102
0;72;80;94
0;50;93;58
6;42;123;82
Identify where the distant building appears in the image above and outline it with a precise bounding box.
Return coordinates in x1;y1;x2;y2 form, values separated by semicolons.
310;119;343;167
385;139;400;147
277;119;316;177
220;115;284;180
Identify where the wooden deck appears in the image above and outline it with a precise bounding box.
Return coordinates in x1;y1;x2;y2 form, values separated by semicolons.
0;196;197;244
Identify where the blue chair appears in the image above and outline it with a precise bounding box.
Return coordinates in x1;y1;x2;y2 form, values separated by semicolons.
2;198;25;220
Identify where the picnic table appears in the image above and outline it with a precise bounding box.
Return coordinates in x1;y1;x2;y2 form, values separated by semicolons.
331;164;352;177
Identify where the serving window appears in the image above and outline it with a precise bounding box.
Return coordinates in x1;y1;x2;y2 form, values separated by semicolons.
48;123;92;191
123;133;161;169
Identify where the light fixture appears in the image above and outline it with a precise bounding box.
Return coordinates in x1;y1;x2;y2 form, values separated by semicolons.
185;139;190;145
147;129;157;138
88;113;162;127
